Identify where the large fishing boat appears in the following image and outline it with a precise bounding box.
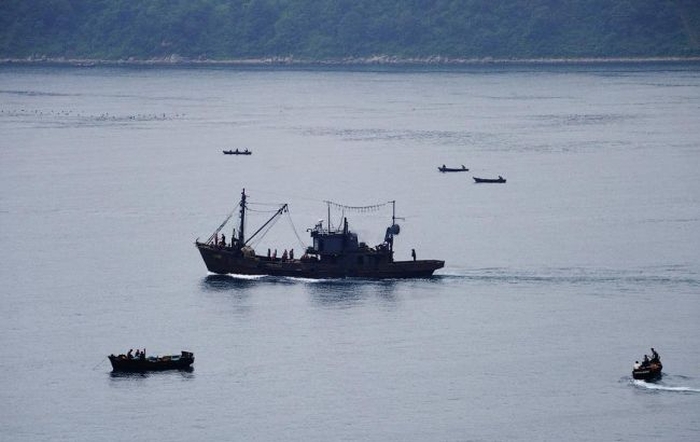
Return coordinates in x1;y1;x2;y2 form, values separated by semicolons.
195;189;444;278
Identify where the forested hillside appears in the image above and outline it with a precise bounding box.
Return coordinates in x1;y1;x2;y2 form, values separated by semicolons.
1;0;699;61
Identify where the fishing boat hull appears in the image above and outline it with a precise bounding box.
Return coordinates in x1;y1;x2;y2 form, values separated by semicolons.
223;150;251;155
632;362;662;381
196;243;444;279
473;177;506;183
438;167;469;172
109;351;194;372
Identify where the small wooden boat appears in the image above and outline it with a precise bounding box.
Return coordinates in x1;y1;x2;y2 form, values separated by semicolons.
632;360;662;381
108;351;194;372
473;176;506;183
438;165;469;172
223;149;252;155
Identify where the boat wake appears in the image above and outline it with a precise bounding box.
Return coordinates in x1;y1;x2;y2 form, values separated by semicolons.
202;273;395;289
632;378;700;393
219;273;268;281
210;271;438;285
438;266;700;288
218;273;381;284
200;274;271;292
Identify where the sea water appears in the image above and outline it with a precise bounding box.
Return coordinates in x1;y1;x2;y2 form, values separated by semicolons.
1;63;699;441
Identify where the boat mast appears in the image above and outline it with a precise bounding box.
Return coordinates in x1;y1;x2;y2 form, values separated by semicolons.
238;188;246;245
390;200;396;253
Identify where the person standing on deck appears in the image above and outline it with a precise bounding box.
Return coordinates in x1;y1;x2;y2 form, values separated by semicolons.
650;348;660;362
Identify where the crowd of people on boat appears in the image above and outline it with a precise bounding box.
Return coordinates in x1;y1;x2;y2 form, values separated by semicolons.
211;233;306;262
224;148;250;154
266;248;294;261
110;348;147;360
633;347;660;370
213;233;231;247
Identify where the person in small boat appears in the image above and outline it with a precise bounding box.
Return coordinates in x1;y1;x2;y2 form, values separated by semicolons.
411;248;416;261
633;361;641;370
221;233;226;247
650;348;659;363
642;354;650;367
127;349;133;359
289;249;294;260
282;249;288;261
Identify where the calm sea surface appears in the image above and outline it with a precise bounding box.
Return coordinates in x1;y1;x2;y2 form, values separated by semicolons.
1;63;699;441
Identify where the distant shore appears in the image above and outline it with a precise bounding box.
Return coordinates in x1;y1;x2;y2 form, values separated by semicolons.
2;55;700;67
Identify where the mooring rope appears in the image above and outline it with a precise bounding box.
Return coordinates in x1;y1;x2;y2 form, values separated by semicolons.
92;357;107;371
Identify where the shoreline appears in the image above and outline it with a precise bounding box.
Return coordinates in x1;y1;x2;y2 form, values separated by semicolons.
2;55;700;68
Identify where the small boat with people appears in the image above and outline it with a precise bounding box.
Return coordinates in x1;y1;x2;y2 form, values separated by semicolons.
438;164;469;172
632;347;662;381
195;188;444;279
473;175;506;183
108;349;194;372
223;148;252;155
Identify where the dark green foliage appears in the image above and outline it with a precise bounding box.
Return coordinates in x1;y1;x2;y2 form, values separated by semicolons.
1;0;698;60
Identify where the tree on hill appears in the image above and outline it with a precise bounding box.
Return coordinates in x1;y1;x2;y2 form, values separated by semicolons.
1;0;698;60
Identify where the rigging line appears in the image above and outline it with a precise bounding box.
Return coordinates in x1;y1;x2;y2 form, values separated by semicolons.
244;204;288;246
245;187;328;205
246;207;283;214
325;200;394;212
285;209;308;250
247;217;280;249
248;202;286;208
206;208;236;243
92;357;107;370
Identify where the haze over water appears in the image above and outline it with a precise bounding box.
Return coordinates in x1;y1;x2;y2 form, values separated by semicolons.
1;63;699;441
